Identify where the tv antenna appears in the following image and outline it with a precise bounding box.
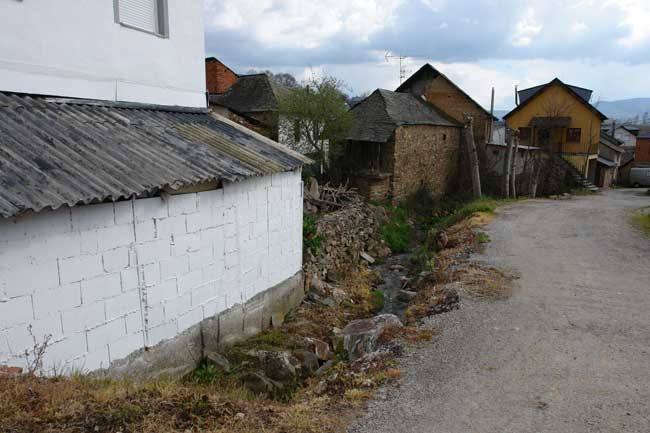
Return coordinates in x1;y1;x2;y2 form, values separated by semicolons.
385;51;426;84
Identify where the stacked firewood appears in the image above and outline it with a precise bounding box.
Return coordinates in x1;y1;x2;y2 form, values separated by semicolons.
304;178;363;214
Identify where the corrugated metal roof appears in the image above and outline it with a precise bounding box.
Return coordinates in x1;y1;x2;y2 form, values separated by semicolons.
0;92;310;218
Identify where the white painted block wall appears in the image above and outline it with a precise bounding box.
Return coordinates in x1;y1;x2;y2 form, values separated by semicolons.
0;170;303;374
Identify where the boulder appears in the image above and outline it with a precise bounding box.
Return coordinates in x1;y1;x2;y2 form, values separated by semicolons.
397;290;418;302
252;350;299;382
341;314;403;361
204;351;231;374
293;350;320;377
241;371;282;395
305;337;332;361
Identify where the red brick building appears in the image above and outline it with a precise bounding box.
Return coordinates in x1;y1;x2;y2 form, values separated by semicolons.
205;57;239;95
636;132;650;163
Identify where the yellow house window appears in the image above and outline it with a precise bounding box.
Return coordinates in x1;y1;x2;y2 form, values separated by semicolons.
567;128;581;142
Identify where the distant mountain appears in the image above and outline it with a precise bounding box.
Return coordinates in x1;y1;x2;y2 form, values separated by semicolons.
595;98;650;122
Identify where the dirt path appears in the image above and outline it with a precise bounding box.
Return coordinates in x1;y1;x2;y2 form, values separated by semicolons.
349;189;650;433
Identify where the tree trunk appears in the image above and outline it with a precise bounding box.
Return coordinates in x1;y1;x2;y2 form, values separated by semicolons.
510;133;519;198
503;131;514;198
464;117;482;198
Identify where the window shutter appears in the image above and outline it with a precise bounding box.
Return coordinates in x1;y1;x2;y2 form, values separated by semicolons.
118;0;159;34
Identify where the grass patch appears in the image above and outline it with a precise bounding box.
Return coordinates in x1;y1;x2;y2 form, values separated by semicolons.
378;205;412;253
371;290;385;312
632;209;650;237
476;232;491;244
303;214;323;254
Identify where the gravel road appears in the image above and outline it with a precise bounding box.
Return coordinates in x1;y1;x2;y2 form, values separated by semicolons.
349;189;650;433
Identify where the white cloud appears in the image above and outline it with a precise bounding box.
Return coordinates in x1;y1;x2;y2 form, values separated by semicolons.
607;0;650;48
205;0;403;49
511;7;543;47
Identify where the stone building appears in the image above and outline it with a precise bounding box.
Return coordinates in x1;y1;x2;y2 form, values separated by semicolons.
343;89;462;202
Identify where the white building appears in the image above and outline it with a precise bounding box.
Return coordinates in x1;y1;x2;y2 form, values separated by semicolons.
0;1;309;377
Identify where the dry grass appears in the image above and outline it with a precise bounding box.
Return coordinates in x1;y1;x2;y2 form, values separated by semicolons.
0;267;403;433
632;209;650;237
451;263;518;300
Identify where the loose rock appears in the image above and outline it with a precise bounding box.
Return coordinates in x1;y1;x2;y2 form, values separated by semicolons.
341;314;403;361
241;371;282;395
429;283;461;315
204;351;231;373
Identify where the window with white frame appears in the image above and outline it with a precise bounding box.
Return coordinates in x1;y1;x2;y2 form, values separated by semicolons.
114;0;168;37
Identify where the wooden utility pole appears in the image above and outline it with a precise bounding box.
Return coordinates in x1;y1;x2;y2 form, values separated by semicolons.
510;130;519;199
464;116;482;198
503;129;514;198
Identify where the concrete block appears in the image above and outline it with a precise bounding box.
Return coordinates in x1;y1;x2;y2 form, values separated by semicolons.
178;270;202;295
59;254;104;284
201;295;227;320
177;306;203;333
188;248;213;271
156;215;187;240
0;208;72;243
160;278;178;302
105;290;141;320
160;256;189;280
168;193;197;216
197;189;223;215
108;332;144;363
191;282;217;307
29;314;64;342
171;232;200;256
61;301;105;334
32;283;81;319
147;322;178;347
163;293;191;322
134;220;156;243
80;345;111;372
86;318;125;351
80;229;99;254
42;332;87;369
142;263;160;287
114;201;134;226
97;224;134;252
186;211;215;233
5;325;32;355
81;273;121;305
103;247;130;273
263;271;304;330
136;239;170;265
125;311;143;334
1;259;59;298
0;296;33;330
202;262;223;283
120;267;140;292
134;197;167;222
146;303;165;328
71;202;115;232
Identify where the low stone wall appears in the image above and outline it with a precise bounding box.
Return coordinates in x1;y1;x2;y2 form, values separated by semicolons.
303;201;388;284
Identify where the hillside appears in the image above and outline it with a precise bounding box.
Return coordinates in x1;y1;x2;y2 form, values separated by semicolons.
595;98;650;121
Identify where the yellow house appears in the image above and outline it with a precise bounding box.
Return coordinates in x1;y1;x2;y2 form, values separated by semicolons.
504;78;607;181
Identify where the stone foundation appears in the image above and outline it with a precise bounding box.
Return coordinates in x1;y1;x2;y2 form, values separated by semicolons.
103;271;304;381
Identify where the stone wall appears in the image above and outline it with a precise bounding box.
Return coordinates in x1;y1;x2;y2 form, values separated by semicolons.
0;170;303;375
391;124;461;201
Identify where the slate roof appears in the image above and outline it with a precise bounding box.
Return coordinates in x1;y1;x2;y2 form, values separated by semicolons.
0;92;309;218
518;83;593;105
600;131;625;152
638;131;650;139
504;78;607;121
209;74;286;113
346;89;460;143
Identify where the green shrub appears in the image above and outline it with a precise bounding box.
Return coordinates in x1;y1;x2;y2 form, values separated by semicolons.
476;232;491;244
303;214;324;254
379;206;412;253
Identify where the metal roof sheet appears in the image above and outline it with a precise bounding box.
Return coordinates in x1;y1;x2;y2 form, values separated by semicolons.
0;92;310;218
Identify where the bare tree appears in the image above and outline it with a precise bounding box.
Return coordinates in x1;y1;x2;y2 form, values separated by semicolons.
464;116;482;198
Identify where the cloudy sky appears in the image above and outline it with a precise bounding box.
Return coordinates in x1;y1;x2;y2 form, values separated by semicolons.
204;0;650;110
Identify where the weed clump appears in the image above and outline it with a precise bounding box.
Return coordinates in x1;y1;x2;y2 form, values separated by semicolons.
378;206;412;253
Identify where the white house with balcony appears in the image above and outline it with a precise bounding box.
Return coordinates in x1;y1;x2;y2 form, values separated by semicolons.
0;0;308;378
